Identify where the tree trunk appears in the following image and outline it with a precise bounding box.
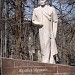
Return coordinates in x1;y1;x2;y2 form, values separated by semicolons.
4;0;9;57
0;30;2;57
15;0;23;59
0;0;2;18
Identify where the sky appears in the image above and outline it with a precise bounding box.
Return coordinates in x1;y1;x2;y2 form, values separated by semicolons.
24;0;75;22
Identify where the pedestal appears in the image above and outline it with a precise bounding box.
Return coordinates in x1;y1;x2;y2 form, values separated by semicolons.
0;58;75;75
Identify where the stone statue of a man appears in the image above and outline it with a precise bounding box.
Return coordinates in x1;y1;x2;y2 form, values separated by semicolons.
32;0;58;64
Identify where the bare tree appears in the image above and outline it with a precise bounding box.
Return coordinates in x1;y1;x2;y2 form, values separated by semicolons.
52;0;75;65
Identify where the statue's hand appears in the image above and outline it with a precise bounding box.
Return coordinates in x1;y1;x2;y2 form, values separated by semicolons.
38;22;43;26
37;22;43;28
32;21;43;28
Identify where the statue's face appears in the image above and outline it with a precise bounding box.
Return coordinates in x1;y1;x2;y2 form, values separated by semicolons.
40;0;46;6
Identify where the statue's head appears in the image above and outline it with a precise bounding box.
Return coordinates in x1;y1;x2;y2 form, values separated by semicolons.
40;0;46;6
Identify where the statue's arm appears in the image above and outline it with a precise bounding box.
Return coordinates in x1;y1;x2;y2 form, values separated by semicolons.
32;9;43;27
52;7;58;38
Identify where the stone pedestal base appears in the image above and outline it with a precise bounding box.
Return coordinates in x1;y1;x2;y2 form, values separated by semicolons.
0;58;75;75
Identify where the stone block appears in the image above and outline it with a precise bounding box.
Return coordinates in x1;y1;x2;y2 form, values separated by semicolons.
0;58;75;75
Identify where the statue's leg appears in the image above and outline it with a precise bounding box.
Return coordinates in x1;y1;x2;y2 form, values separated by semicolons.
49;37;56;64
49;55;56;64
40;35;51;63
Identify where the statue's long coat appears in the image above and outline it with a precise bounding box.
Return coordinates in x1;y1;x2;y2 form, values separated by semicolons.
32;5;58;63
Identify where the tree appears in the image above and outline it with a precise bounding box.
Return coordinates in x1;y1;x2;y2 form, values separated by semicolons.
52;0;75;65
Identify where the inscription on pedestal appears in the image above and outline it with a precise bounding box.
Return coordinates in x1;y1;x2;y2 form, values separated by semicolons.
1;58;75;75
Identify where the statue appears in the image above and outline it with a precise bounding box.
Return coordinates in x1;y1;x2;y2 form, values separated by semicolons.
32;0;58;64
